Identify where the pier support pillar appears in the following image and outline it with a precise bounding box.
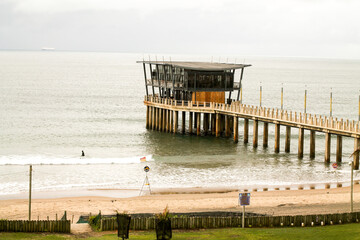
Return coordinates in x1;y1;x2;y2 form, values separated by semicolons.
154;108;158;130
244;119;249;144
263;122;268;148
162;109;166;132
167;110;171;133
285;126;291;153
221;115;225;132
154;107;157;130
174;111;178;133
274;124;280;153
158;108;162;131
325;133;331;163
225;116;230;137
152;107;155;130
169;110;173;133
310;130;316;158
156;107;160;131
216;113;220;137
211;114;216;135
146;106;149;129
298;128;304;158
148;107;152;129
194;112;197;130
354;138;360;170
158;108;161;131
336;135;342;162
189;112;193;134
234;116;238;143
253;120;258;148
197;113;201;136
165;109;168;132
181;111;186;134
203;113;209;134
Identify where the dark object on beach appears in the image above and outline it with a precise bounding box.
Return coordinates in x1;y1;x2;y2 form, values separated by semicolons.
155;206;172;240
117;213;131;240
156;219;172;240
81;150;85;157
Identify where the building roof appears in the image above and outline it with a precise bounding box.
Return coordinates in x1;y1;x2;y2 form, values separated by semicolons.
137;61;251;71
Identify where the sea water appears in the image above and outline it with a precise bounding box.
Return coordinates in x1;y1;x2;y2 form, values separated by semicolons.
0;51;359;197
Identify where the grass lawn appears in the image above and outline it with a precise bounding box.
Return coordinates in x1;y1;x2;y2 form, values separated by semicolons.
1;223;360;239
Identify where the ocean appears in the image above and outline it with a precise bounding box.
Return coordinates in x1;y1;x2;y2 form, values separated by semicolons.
0;51;359;198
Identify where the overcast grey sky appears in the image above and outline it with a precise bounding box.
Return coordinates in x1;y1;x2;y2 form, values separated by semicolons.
1;0;360;58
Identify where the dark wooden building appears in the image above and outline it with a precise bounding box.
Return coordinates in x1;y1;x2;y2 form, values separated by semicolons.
138;61;251;104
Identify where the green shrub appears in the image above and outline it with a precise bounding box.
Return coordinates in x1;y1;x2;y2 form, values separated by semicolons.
155;206;171;221
88;215;101;231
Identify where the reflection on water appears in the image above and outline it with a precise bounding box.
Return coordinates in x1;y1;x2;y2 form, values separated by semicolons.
145;131;238;156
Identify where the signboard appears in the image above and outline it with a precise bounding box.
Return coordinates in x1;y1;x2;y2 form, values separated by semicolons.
332;163;338;169
144;166;150;172
239;193;250;206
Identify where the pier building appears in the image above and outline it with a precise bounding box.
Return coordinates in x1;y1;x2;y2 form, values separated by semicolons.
138;61;251;104
139;61;360;170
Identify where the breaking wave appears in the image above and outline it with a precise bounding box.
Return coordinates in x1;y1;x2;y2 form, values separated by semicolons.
0;155;154;165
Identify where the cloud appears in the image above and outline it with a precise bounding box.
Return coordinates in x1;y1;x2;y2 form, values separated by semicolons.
1;0;360;58
12;0;224;13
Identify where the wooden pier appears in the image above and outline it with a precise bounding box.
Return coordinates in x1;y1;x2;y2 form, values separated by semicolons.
144;95;360;170
138;60;360;169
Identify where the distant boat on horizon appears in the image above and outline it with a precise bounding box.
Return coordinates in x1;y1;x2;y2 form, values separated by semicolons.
41;47;55;51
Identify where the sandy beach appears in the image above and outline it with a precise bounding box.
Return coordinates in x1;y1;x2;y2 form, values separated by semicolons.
0;185;359;222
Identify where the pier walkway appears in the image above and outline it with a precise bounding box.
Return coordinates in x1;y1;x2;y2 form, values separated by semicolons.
144;95;360;169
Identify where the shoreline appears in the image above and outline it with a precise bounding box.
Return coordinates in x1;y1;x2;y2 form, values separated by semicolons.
0;184;359;221
0;189;140;201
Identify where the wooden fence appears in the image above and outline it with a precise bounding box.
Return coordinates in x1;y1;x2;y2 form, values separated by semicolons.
0;220;71;233
100;212;360;231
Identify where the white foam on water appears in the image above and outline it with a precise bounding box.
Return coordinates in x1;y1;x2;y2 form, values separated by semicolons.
0;154;154;165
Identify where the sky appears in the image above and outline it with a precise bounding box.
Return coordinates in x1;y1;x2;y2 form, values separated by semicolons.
1;0;360;58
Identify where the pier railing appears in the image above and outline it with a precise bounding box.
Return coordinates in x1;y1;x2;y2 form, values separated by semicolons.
144;95;360;137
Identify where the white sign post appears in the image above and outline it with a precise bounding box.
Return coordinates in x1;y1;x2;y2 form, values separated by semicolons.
350;161;354;212
239;193;250;228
